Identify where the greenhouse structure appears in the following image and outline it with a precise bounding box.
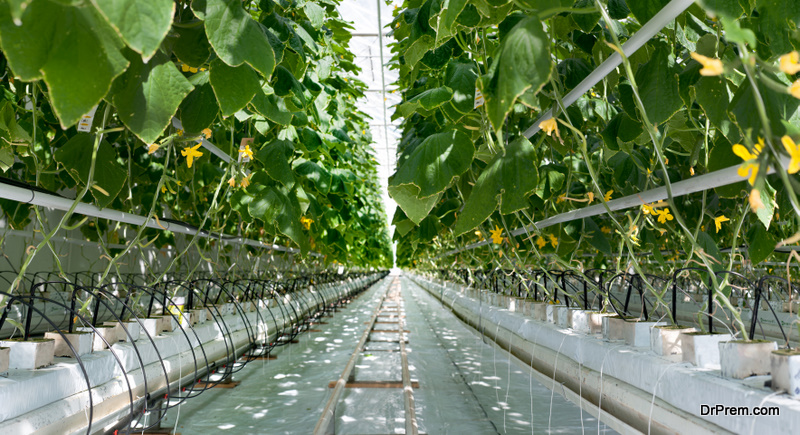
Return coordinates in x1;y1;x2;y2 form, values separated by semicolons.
1;0;800;433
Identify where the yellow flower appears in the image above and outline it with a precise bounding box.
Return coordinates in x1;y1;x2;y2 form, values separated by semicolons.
176;129;184;137
690;52;724;76
604;190;613;202
536;236;547;249
780;51;800;75
239;144;254;160
228;176;236;187
202;128;212;139
548;234;558;248
147;143;159;155
161;185;167;193
656;208;673;224
240;173;252;188
539;118;559;138
474;230;484;241
586;192;595;203
181;64;190;72
642;203;655;215
791;79;800;99
300;216;314;230
556;194;566;204
180;143;203;168
489;225;503;245
732;139;764;185
188;66;198;73
713;215;730;233
749;188;764;212
601;226;611;234
781;135;800;173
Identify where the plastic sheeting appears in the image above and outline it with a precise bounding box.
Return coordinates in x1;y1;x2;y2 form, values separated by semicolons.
160;275;614;434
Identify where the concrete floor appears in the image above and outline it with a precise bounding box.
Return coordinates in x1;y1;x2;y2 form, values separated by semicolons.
159;274;615;434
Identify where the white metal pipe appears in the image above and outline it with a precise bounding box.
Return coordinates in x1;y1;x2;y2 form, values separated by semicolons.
442;156;791;257
523;0;695;138
0;180;319;256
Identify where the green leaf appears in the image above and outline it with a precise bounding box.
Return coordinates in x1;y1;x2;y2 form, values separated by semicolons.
404;35;434;68
91;0;174;59
248;186;308;251
433;0;468;46
178;71;219;134
696;231;724;271
754;0;800;54
192;0;275;77
755;181;776;230
111;50;193;144
708;136;746;198
54;134;127;209
634;43;683;125
390;130;474;198
0;0;129;127
255;139;295;188
396;87;453;118
387;184;442;225
627;0;670;24
698;0;744;19
453;137;538;235
209;58;260;117
445;59;478;114
304;2;324;29
693;76;738;143
230;190;254;222
747;222;777;264
482;16;551;134
294;160;332;194
0;143;14;171
608;0;630;19
173;23;212;68
584;217;612;255
250;92;294;125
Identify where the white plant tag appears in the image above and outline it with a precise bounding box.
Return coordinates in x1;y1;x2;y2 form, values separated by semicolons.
473;88;485;109
77;105;99;132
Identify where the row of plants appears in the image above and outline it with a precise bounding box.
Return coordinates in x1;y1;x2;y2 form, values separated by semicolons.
0;0;394;295
387;0;800;337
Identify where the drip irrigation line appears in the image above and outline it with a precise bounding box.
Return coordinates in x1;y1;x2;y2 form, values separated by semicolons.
522;0;695;139
440;156;791;258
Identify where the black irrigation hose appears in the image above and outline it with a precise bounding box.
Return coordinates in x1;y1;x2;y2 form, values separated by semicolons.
0;271;388;434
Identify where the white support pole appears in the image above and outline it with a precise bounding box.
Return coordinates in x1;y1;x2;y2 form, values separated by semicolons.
523;0;695;138
0;179;321;257
441;156;791;258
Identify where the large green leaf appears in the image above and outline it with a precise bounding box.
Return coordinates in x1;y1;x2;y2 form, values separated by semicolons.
209;58;260;117
178;71;219;134
294;160;332;194
755;0;800;55
388;184;442;225
433;0;468;47
396;87;453;118
0;0;129;127
445;59;478;114
584;217;612;255
111;50;193;144
634;44;682;125
54;134;127;209
747;222;777;264
628;0;670;24
256;139;295;188
91;0;174;59
692;76;737;143
390;130;474;198
453;137;538;235
248;186;308;251
172;23;212;68
481;16;551;133
192;0;275;77
250;92;294;125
